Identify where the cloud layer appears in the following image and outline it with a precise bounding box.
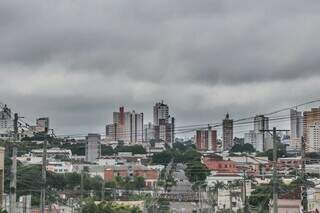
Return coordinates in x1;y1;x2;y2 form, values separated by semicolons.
1;0;320;136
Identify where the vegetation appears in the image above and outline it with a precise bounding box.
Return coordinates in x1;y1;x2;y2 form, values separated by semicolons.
151;142;210;183
249;177;308;212
230;143;255;153
256;142;288;160
105;176;146;191
115;145;146;155
82;200;141;213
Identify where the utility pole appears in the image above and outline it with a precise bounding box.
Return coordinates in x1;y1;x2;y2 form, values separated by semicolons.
243;154;249;213
101;180;105;201
80;169;84;213
272;127;278;213
301;136;308;213
40;139;47;213
9;147;17;213
10;113;19;213
260;127;289;213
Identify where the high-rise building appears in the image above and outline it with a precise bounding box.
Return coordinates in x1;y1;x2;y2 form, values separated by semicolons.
153;101;175;146
222;113;233;151
153;101;169;126
35;117;50;133
244;115;272;152
196;128;217;151
303;107;320;152
254;115;269;132
0;105;13;139
289;109;303;151
307;122;320;152
85;133;101;163
106;107;144;143
144;122;155;142
254;115;272;151
244;130;264;152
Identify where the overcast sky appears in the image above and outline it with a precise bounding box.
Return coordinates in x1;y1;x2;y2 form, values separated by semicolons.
1;0;320;137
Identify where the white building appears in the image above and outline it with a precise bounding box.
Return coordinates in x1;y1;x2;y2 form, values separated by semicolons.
31;148;72;159
244;131;263;152
244;115;272;152
85;133;101;163
46;161;73;173
307;122;320;152
0;105;13;139
205;174;252;212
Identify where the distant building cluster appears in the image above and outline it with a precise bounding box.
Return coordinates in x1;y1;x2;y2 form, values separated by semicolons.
105;101;175;147
0;105;50;140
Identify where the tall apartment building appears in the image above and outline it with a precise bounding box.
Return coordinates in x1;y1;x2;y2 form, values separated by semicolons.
195;128;217;151
307;122;320;152
303;107;320;152
244;130;264;152
0;105;13;139
289;109;303;151
153;101;175;146
222;113;233;151
244;115;272;152
254;115;272;151
85;134;101;163
153;101;169;126
106;107;144;143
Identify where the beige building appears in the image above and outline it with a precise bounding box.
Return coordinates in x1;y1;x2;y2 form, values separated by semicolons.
0;147;5;207
303;108;320;152
269;199;300;213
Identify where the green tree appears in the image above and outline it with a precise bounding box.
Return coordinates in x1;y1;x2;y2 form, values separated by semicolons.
82;200;142;213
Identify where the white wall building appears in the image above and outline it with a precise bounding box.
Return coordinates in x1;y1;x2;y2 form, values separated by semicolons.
46;161;73;173
85;133;101;163
307;122;320;152
0;105;13;139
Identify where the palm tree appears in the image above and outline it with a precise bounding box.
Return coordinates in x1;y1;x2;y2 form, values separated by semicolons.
208;181;226;211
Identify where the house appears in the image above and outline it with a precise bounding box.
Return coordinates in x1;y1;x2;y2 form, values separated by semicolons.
269;199;300;213
104;164;159;187
202;155;238;173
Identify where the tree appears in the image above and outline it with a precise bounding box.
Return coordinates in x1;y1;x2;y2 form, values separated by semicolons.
133;176;145;191
230;143;255;153
82;200;142;213
249;184;272;212
151;151;173;165
116;145;146;155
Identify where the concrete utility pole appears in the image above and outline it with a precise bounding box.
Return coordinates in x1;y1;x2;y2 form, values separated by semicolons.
40;139;47;213
101;180;105;201
301;136;308;213
10;113;19;213
242;154;249;213
80;169;84;213
260;127;289;213
272;127;278;213
9;147;17;213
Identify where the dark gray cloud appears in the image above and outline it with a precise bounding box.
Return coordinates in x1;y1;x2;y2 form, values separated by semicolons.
1;0;320;136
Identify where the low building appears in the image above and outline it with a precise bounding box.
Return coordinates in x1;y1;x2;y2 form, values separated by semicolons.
46;161;73;173
278;157;301;171
308;185;320;212
269;199;300;213
202;155;238;173
104;164;159;187
31;148;72;159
